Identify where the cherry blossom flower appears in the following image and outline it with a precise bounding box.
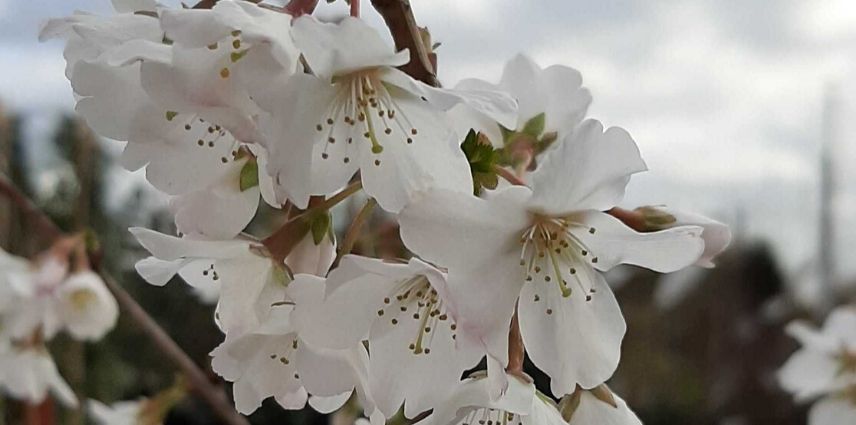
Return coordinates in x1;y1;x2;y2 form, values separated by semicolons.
413;372;557;425
778;306;856;402
131;227;287;336
400;120;705;396
212;275;377;416
261;16;517;212
54;271;119;341
150;0;301;143
0;256;117;342
452;54;591;148
0;345;77;408
296;255;483;418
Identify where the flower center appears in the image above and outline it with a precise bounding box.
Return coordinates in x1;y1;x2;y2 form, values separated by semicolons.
519;215;598;313
69;289;96;311
268;334;300;377
164;112;241;165
376;276;457;355
315;71;421;166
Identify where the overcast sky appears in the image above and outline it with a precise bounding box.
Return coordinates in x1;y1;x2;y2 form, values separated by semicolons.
2;0;856;296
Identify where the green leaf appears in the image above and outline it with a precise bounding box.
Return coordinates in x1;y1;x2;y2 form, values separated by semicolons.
461;129;500;195
521;112;546;137
239;159;259;192
309;212;333;245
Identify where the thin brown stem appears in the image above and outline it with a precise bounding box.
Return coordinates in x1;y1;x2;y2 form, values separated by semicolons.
506;310;524;374
493;165;526;187
0;175;61;244
371;0;438;86
333;198;376;268
350;0;361;17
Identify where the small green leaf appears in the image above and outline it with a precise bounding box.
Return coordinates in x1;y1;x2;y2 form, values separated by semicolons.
309;212;333;245
461;129;501;195
239;159;259;192
521;112;546;137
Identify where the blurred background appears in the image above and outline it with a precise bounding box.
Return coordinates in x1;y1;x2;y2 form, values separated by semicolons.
1;0;855;424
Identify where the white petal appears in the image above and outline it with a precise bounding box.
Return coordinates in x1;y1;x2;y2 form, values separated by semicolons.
567;391;643;425
357;87;473;212
285;229;336;276
777;348;840;400
170;159;260;239
519;272;625;395
529;120;647;214
291;16;408;80
498;54;545;128
129;227;250;261
276;387;308;410
309;392;351;414
656;207;732;268
399;186;531;269
381;68;518;130
572;211;705;273
821;306;856;349
111;0;157;13
260;74;336;209
540;64;592;136
808;396;856;425
57;271;119;341
445;252;523;367
428;374;535;425
297;257;405;350
295;341;365;398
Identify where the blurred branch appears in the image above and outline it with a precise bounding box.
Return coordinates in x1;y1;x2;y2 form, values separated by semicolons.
371;0;439;86
98;272;250;425
0;176;250;425
0;174;62;244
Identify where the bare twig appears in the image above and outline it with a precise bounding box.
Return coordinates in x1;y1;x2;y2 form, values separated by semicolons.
0;177;249;425
0;175;61;243
350;0;361;17
371;0;439;86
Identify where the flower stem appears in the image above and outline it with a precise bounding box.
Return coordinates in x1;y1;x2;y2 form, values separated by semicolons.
493;165;526;186
506;310;525;374
350;0;361;17
333;198;376;268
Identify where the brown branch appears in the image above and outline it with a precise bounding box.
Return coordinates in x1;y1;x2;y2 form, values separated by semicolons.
99;272;250;425
371;0;439;86
0;177;249;425
0;175;62;244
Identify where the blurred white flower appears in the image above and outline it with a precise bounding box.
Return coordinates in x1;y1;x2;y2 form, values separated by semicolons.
88;399;145;425
0;345;77;408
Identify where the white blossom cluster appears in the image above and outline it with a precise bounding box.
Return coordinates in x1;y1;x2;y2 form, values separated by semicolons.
41;0;732;423
0;245;119;407
779;306;856;425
